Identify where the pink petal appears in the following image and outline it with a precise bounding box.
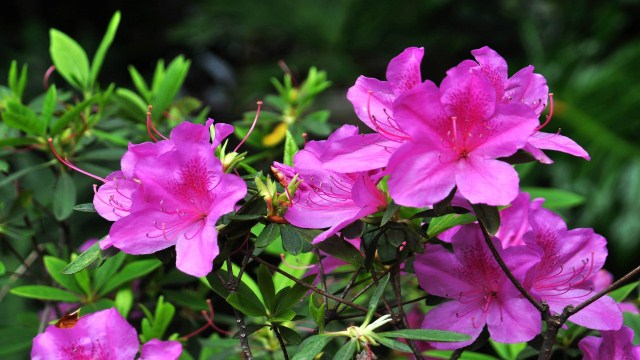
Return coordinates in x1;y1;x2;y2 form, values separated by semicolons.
415;244;476;297
347;76;395;133
472;103;538;158
528;131;590;160
169;120;212;146
175;218;218;277
212;122;234;148
387;144;457;207
505;66;549;116
393;81;449;144
455;156;520;206
320;133;399;172
386;47;424;95
421;300;485;350
566;295;623;331
139;339;182;360
485;296;540;343
470;46;508;100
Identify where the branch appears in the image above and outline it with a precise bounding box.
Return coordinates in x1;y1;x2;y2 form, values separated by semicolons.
272;325;290;360
226;258;253;359
571;264;640;315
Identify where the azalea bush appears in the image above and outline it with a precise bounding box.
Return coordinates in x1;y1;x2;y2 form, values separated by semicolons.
1;11;639;360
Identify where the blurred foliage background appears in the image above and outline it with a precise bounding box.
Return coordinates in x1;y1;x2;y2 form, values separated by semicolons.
1;0;639;357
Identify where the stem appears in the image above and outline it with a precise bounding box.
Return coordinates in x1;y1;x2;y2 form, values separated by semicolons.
226;258;253;359
333;267;362;312
272;325;290;360
571;264;640;315
479;223;544;312
250;254;375;315
314;247;329;308
391;265;424;360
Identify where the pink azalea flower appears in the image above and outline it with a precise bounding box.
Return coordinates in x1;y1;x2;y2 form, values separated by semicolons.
320;47;425;172
578;326;640;360
415;224;540;349
31;308;181;360
469;46;590;164
108;138;246;277
273;125;387;244
523;208;623;330
387;59;539;207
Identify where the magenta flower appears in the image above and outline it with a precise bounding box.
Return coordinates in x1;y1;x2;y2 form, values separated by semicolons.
31;308;181;360
387;59;539;207
578;326;640;360
415;224;540;349
320;47;425;172
108;139;246;277
469;46;590;164
274;125;387;243
523;208;623;330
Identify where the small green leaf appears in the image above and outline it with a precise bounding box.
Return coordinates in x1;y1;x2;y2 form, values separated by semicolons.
90;11;121;87
378;329;471;342
522;187;586;210
610;281;639;302
115;87;148;118
374;335;412;352
115;287;133;318
381;201;400;226
292;335;333;360
151;56;191;122
93;251;126;292
624;312;640;344
99;259;161;295
472;203;500;236
43;256;82;293
279;224;315;255
49;29;90;89
53;171;76;221
128;66;151;101
226;290;267;317
317;236;363;267
3;100;46;135
427;213;477;238
0;261;5;276
10;285;80;302
490;340;526;360
41;84;57;127
73;268;91;296
255;223;280;248
283;130;299;166
277;325;302;345
73;203;96;212
62;241;101;274
363;273;390;326
50;95;98;135
273;252;314;291
424;350;500;360
257;264;276;313
273;275;316;316
332;339;357;360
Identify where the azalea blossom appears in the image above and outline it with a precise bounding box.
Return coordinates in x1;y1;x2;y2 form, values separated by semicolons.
578;326;640;360
415;224;540;349
387;57;539;206
31;308;181;360
320;47;425;172
522;208;622;330
273;125;387;243
469;46;590;164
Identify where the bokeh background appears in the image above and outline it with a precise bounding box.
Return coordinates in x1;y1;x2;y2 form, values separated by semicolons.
1;0;639;357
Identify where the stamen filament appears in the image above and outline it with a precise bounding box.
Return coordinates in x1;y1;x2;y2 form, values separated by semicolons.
48;138;106;183
534;93;554;132
234;101;262;153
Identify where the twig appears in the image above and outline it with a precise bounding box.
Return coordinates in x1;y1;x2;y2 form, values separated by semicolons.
314;247;329;308
391;264;424;360
571;264;640;314
333;267;362;313
226;258;253;359
272;325;290;360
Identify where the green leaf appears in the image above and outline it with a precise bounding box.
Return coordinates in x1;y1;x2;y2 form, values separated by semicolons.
128;66;151;101
489;340;526;360
257;264;276;313
522;187;586;210
378;329;471;342
332;339;357;360
317;236;363;267
226;290;267;317
283;130;299;166
49;29;90;89
93;251;127;293
115;87;148;118
277;325;302;345
471;203;500;236
0;261;5;276
3;100;46;135
274;252;314;291
90;11;121;87
74;268;91;296
53;171;76;221
151;56;191;122
610;281;639;302
279;224;315;255
73;203;96;212
99;259;161;295
0;327;38;356
292;335;333;360
624;312;640;345
273;275;316;316
50;95;98;135
10;285;80;302
424;350;500;360
374;335;411;352
141;296;176;342
62;241;101;274
8;61;28;101
43;256;82;293
41;84;57;127
115;287;134;318
427;213;477;238
255;223;280;248
381;201;400;226
363;273;390;326
0;159;55;189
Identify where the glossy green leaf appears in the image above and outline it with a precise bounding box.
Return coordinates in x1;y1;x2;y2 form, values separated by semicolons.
257;264;276;313
363;273;390;325
50;29;90;89
151;56;191;122
73;203;96;212
374;335;411;352
10;285;80;302
427;213;476;238
115;287;133;318
0;261;5;276
490;340;526;360
379;329;471;342
610;281;639;302
522;187;586;210
283;130;299;166
472;203;500;236
90;11;121;87
8;61;28;101
53;171;76;221
73;268;91;297
43;256;82;293
93;251;127;293
3;100;46;135
41;84;57;127
624;312;640;344
278;325;302;345
424;350;499;360
292;335;333;360
128;66;151;101
226;289;267;317
115;87;148;118
50;95;97;135
273;275;316;316
62;241;101;274
332;339;357;360
317;235;363;267
99;259;161;295
279;224;315;255
140;296;176;342
255;223;280;248
381;201;400;226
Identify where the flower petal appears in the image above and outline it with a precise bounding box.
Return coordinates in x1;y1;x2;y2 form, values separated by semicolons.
386;47;424;95
421;300;485;350
455;156;520;206
139;339;183;360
